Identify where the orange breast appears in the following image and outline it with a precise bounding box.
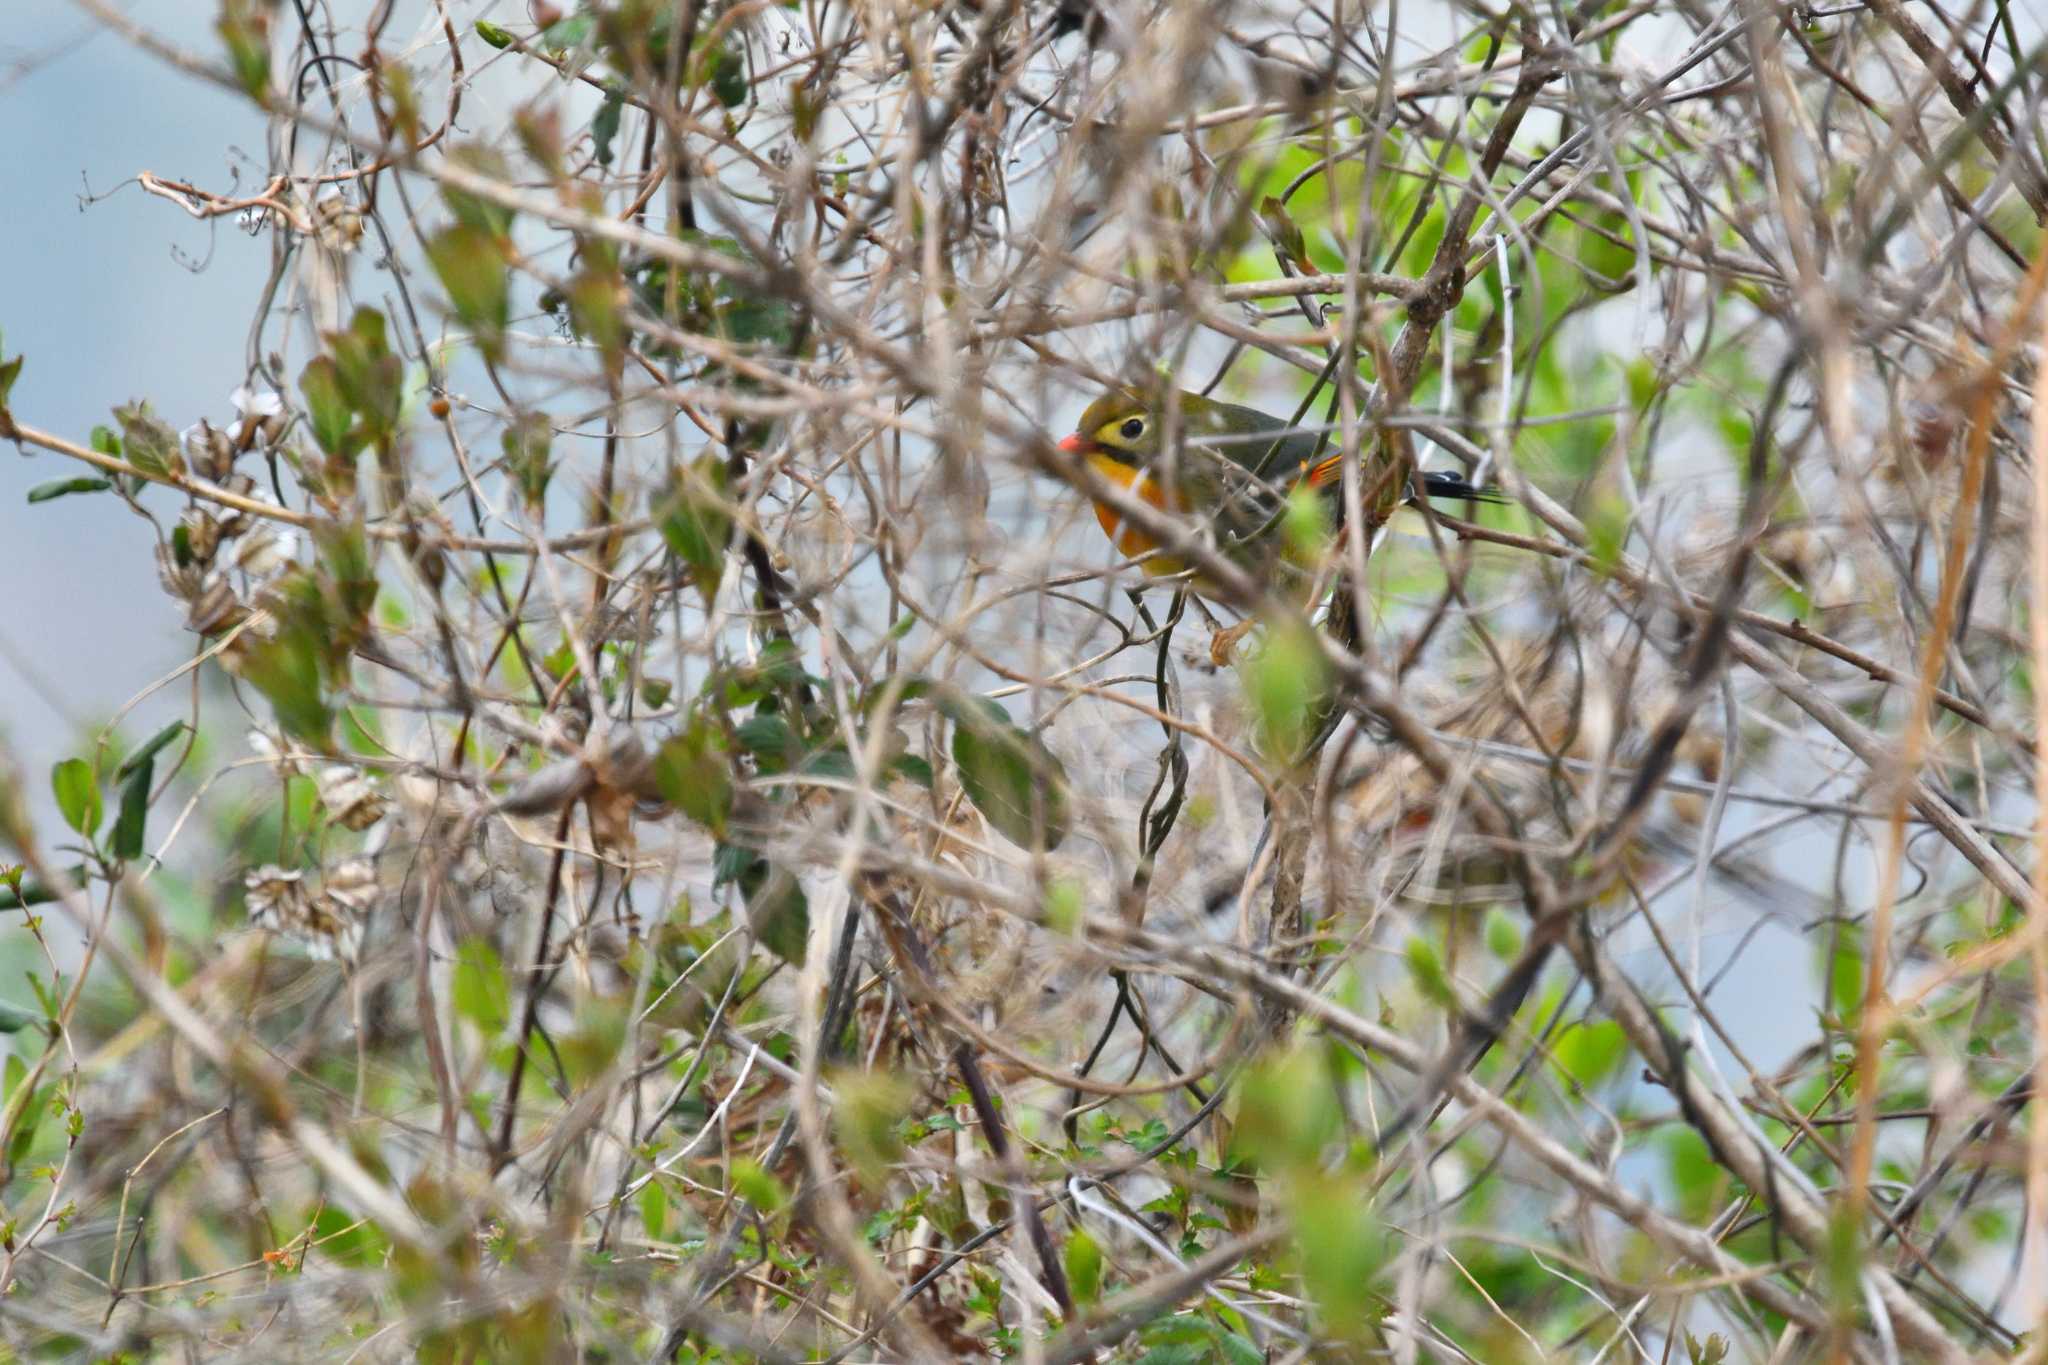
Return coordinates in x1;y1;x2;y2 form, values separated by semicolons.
1087;455;1186;574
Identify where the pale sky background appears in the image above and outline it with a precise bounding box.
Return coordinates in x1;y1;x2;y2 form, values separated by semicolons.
3;4;274;781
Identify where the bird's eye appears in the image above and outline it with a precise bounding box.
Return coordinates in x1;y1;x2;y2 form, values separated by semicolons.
1119;417;1145;440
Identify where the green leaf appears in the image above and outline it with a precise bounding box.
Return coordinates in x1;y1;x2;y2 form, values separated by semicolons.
698;39;749;108
941;696;1069;850
426;225;511;361
889;752;934;790
1404;934;1455;1007
241;627;333;746
1483;906;1523;960
1288;1172;1385;1339
1043;878;1083;935
1258;194;1312;270
112;400;181;479
1686;1331;1731;1365
639;1179;669;1241
1241;621;1327;764
1552;1018;1627;1087
117;721;188;781
0;351;22;419
718;294;795;348
562;996;628;1083
441;144;518;238
502;412;555;508
217;0;272;95
1280;483;1332;560
0;867;82;910
653;719;733;835
654;456;733;594
300;356;354;457
744;861;809;964
1233;1046;1342;1174
591;87;625;167
730;1157;786;1212
1215;1329;1263;1365
566;267;627;370
1064;1229;1103;1305
7;1086;42;1167
25;477;111;504
110;756;153;861
452;938;511;1034
832;1068;912;1188
49;758;101;839
540;12;594;52
328;309;403;441
734;712;798;771
475;19;515;48
0;1001;38;1034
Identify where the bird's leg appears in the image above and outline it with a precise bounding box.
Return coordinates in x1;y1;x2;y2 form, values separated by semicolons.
1208;616;1256;666
1181;596;1252;667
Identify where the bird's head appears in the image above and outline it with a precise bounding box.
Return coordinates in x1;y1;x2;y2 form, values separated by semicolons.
1058;388;1224;466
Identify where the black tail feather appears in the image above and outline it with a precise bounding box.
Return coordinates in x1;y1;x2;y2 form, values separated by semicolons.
1419;469;1508;504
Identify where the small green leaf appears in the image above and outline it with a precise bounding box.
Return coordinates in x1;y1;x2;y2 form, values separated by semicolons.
699;39;749;108
474;20;515;48
941;696;1069;850
540;12;594;51
452;938;511;1034
1288;1172;1385;1340
502;411;555;508
591;87;625;167
566;268;627;370
734;712;797;771
117;721;188;781
242;627;333;746
0;351;22;417
653;720;733;835
1064;1229;1103;1305
328;309;403;441
1258;194;1312;270
889;753;934;789
0;1002;38;1034
1281;483;1332;560
49;759;100;839
1404;934;1455;1007
1232;1046;1341;1174
1481;907;1521;959
745;861;808;964
832;1068;913;1188
425;225;511;361
1685;1331;1731;1365
217;0;272;95
639;1179;669;1241
729;1157;787;1212
441;144;519;238
1044;879;1083;935
299;356;354;457
654;457;733;595
110;756;153;861
112;400;181;479
8;1088;42;1167
0;868;82;910
25;477;111;504
1241;621;1327;763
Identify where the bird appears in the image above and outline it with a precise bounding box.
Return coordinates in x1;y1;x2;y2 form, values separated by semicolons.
1056;386;1496;586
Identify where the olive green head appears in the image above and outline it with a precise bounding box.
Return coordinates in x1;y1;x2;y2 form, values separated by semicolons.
1064;388;1272;468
